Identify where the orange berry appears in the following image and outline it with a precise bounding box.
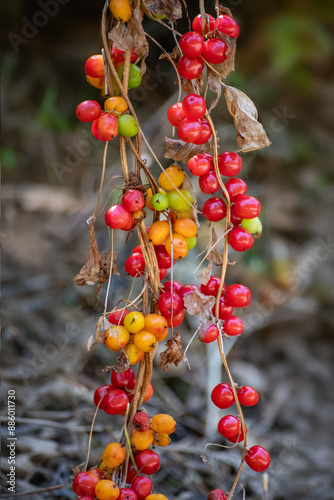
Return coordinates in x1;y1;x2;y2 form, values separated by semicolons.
148;221;170;246
151;414;176;435
174;218;198;238
86;74;104;89
95;479;119;500
143;383;153;402
165;233;188;260
146;495;169;500
159;166;185;191
109;0;132;22
154;433;171;447
133;209;146;219
104;326;130;351
124;343;144;365
144;314;168;338
102;442;126;468
130;429;155;450
155;329;168;342
104;96;128;114
133;331;157;352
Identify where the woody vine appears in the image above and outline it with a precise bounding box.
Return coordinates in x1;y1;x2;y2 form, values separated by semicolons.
72;1;271;499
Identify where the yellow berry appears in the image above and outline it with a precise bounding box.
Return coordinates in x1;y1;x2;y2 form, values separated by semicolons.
124;343;144;365
154;433;171;447
124;311;145;333
146;495;169;500
151;414;176;435
104;326;130;351
133;331;157;352
130;429;155;450
159;166;185;191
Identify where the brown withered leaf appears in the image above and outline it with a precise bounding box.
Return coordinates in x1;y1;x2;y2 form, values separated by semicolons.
95;315;109;344
207;226;225;266
74;220;101;286
165;137;212;164
198;317;213;342
108;9;149;65
103;350;130;373
159;332;184;371
198;261;212;285
99;249;119;284
184;288;216;316
224;85;271;152
144;0;182;22
218;5;234;17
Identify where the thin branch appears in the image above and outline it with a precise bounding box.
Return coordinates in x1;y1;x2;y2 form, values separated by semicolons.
1;484;66;498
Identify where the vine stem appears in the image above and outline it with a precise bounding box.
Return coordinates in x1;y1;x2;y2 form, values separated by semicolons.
93;142;108;217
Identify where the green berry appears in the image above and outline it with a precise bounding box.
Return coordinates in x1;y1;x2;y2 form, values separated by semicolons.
241;217;262;236
151;193;169;211
166;190;193;212
116;63;142;89
118;115;139;137
186;237;197;250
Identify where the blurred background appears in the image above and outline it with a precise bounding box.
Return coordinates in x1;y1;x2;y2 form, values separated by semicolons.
2;1;334;499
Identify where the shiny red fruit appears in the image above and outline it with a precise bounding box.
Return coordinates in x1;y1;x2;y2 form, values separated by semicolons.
177;117;202;143
199;324;219;343
133;411;151;432
92;116;108;141
223;315;244;336
193;119;212;144
84;54;104;78
182;94;206;120
202;39;228;64
212;296;233;320
122;189;145;212
121;216;135;231
234;195;261;219
108;308;130;326
130;476;152;500
228;426;246;443
211;383;234;409
202;197;227;222
126;463;137;483
167;103;186;127
98;113;118;141
217;15;240;38
155;245;174;269
76;100;101;122
224;178;247;202
179;31;205;58
166;308;184;327
72;471;100;497
230;205;243;226
228;227;254;252
218;152;242;177
225;284;251;307
178;55;204;80
132;245;143;254
135;449;161;475
162;280;183;294
237;386;259;406
208;489;228;500
105;204;132;229
218;414;240;438
117;489;138;500
188;154;212;176
200;276;223;297
158;291;183;318
103;388;129;415
93;385;113;408
199;170;220;194
192;13;216;34
245;446;271;472
179;284;200;302
111;368;136;390
125;252;145;277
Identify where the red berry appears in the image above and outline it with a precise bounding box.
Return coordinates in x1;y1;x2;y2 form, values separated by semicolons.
199;170;220;194
122;189;145;212
112;46;137;63
217;414;240;438
199;324;219;343
111;368;136;390
223;315;244;336
178;284;200;302
192;13;216;34
212;296;233;320
228;426;246;443
105;204;132;229
92;116;108;141
85;54;104;78
224;178;247;202
188;154;212;176
211;383;234;409
208;489;228;500
108;308;130;326
200;276;223;297
193;118;212;144
234;195;261;219
98;113;118;141
133;411;151;432
118;489;138;500
158;268;168;281
135;449;161;475
155;245;174;269
218;152;242;177
202;39;228;65
217;15;240;38
228;227;254;252
158;291;183;318
202;197;227;222
182;94;206;120
72;471;100;497
237;386;259;406
177;117;202;143
126;463;137;483
179;31;205;58
124;252;145;277
103;388;129;415
245;446;271;472
178;55;204;80
93;385;113;408
76;100;101;122
132;245;143;254
162;280;183;294
167;103;186;127
130;476;152;500
166;308;184;327
121;216;135;232
225;284;251;307
230;205;243;226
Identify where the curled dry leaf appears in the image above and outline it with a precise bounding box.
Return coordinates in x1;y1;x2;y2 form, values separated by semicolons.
164;137;212;164
207;226;225;266
95;315;109;344
198;261;212;286
224;85;271;152
183;288;216;316
198;316;213;342
103;350;130;373
99;249;119;284
74;220;101;286
144;0;182;22
218;5;234;17
159;332;184;371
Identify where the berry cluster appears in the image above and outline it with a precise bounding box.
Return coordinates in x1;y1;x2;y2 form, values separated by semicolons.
72;4;272;500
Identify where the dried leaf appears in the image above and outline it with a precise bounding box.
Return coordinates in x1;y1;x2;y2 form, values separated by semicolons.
207;226;225;266
144;0;182;22
183;288;216;316
103;350;130;373
108;9;149;64
99;249;119;284
164;137;212;163
198;261;212;285
218;5;234;17
224;85;271;152
159;332;184;371
87;335;96;352
74;220;101;286
95;315;108;344
201;454;213;472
